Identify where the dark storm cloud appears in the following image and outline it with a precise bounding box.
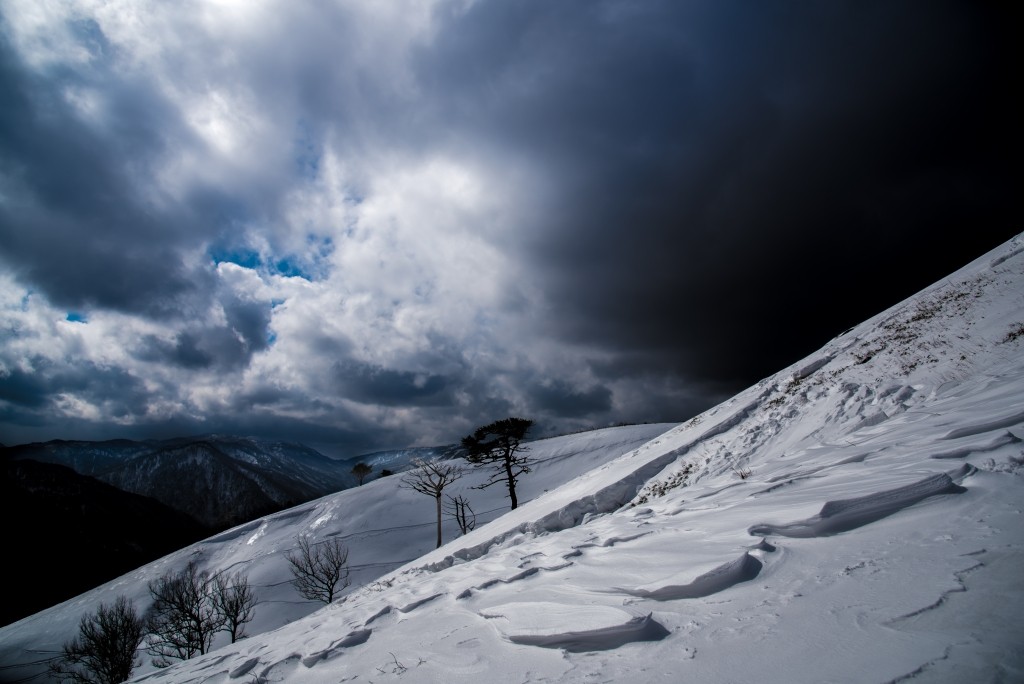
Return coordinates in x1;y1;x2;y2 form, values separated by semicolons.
132;293;272;370
0;33;224;318
0;367;49;408
0;1;1018;451
419;0;1021;388
528;380;612;419
333;359;450;407
234;382;332;412
0;357;149;420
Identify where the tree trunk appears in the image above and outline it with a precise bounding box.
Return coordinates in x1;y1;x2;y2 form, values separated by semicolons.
505;458;518;510
435;495;443;548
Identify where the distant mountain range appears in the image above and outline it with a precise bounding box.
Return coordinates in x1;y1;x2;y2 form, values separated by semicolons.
1;458;212;627
3;435;361;529
1;434;437;626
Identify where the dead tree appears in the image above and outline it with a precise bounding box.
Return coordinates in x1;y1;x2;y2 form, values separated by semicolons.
212;571;257;643
286;536;351;604
145;563;223;667
401;458;463;548
444;494;476;535
48;595;145;684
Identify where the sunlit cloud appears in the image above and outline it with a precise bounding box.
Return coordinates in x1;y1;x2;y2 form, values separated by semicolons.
0;1;1016;454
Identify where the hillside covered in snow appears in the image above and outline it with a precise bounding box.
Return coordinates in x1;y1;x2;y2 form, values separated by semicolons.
0;423;674;681
3;235;1023;683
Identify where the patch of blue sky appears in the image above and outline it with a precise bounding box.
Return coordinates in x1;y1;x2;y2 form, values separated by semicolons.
209;236;332;281
66;311;88;323
210;246;262;270
274;258;312;279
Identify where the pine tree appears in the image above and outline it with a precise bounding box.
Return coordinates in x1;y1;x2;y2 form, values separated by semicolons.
460;417;534;510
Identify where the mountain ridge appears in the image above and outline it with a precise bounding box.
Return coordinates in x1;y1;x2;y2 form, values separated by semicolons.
2;434;356;529
1;459;212;628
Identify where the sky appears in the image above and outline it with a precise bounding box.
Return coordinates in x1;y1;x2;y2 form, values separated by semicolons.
0;0;1019;456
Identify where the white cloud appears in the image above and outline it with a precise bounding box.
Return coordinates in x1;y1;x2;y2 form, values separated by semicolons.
11;0;996;448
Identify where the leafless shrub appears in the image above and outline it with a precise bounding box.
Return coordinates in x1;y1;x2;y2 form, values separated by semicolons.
445;493;476;536
287;536;351;604
212;571;257;643
49;596;145;684
145;563;222;667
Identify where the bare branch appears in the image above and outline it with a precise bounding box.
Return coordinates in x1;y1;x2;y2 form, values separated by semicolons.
286;536;351;604
212;571;257;643
49;596;145;684
401;458;463;548
444;494;476;535
145;563;223;668
400;458;463;498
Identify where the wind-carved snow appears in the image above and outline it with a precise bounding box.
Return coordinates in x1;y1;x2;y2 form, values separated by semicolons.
479;603;670;651
245;521;268;545
4;236;1024;683
748;471;968;538
309;511;334;530
615;552;764;600
929;430;1021;460
299;629;372;667
941;409;1024;440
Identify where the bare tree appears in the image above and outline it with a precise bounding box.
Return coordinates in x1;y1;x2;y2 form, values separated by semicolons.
212;571;257;643
145;563;223;667
444;494;476;536
401;458;463;548
286;536;351;604
460;417;534;510
48;595;145;684
350;462;373;485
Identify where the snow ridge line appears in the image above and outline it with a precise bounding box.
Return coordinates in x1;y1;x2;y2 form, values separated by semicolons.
505;613;670;652
886;561;985;623
884;645;955;684
988;233;1024;268
693;384;779;446
612;552;764;600
748;467;972;539
942;409;1024;440
414;388;778;573
413;442;693;572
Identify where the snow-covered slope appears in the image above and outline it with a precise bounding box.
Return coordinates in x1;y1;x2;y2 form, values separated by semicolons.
337;445;454;476
0;423;673;681
4;235;1023;683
